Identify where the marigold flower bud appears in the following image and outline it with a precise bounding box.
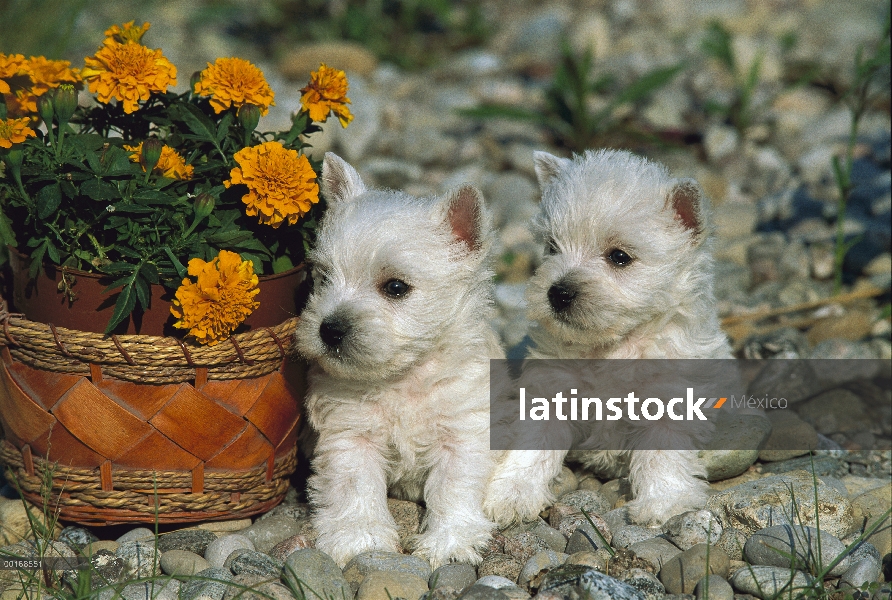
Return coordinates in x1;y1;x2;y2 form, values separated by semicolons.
238;104;261;133
37;94;54;127
193;192;215;220
53;84;78;123
4;147;23;181
140;138;163;172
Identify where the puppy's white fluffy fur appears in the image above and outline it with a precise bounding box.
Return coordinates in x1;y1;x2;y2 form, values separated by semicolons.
294;153;501;568
485;149;732;527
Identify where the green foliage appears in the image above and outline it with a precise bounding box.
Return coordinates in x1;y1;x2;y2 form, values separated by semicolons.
462;42;684;152
0;85;323;334
831;14;891;294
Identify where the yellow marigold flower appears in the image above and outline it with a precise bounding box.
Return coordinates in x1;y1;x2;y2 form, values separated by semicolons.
81;38;176;114
6;56;81;117
225;141;319;228
104;21;151;44
194;57;275;116
300;63;353;128
0;117;36;149
0;53;28;95
124;141;194;180
171;250;260;346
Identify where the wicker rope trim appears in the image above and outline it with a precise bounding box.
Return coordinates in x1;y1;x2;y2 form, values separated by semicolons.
0;301;298;383
0;440;296;516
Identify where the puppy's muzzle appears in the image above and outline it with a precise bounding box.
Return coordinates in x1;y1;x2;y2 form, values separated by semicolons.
319;317;350;349
547;281;577;313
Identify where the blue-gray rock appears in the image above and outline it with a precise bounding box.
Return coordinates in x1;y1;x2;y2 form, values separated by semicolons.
503;532;550;563
456;585;510;600
477;553;522;582
431;563;477;591
470;576;530;600
282;549;352;600
697;415;770;481
529;523;568;553
838;540;882;590
613;525;658;549
204;534;254;568
116;528;155;544
663;510;723;550
558;490;613;517
658;544;730;594
730;565;812;599
268;534;312;562
119;579;180;600
602;507;633;536
744;524;850;576
223;548;251;570
705;470;855;538
628;537;682;571
62;548;124;591
342;550;432;592
229;549;283;578
693;574;733;600
159;549;210;579
59;526;99;550
759;455;848;478
621;568;664;600
115;540;160;578
566;521;613;554
714;526;748;562
241;515;304;553
538;565;646;600
517;549;567;589
257;503;311;522
179;566;233;600
157;528;218;555
747;359;824;404
356;569;429;600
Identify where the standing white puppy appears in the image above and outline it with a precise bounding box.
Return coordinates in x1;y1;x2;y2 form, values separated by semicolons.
485;149;732;527
294;153;501;567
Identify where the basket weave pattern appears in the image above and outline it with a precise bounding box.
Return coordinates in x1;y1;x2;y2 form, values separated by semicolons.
0;302;303;525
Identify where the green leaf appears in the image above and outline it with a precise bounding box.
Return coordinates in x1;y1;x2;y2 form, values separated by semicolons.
113;204;157;214
45;240;60;264
132;189;178;205
216;111;235;144
178;102;218;143
163;246;187;279
0;210;17;251
141;261;160;283
133;275;151;310
272;254;294;273
36;183;62;219
81;178;120;201
28;242;46;279
607;63;685;113
115;246;142;259
206;230;254;245
104;284;136;334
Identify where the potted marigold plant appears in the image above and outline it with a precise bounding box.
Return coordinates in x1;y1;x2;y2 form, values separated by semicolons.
0;21;352;525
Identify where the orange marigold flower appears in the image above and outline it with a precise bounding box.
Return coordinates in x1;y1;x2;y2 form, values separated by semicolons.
7;56;81;117
0;53;28;96
171;250;260;346
225;141;319;228
0;117;36;148
300;63;353;128
104;21;151;44
194;57;275;116
124;141;194;180
81;38;176;114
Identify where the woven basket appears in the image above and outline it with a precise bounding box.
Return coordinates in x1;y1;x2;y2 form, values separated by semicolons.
0;300;303;525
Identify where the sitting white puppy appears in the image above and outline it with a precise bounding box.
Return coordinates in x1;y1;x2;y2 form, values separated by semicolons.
485;149;733;527
294;153;501;567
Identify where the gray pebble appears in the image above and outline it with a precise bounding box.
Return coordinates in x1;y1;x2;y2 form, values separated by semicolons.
693;574;733;600
356;570;429;600
477;553;522;582
557;490;613;517
229;549;283;578
743;524;850;576
503;532;549;563
621;568;665;600
257;503;311;522
729;565;812;599
59;526;99;550
119;579;180;600
565;521;613;554
538;565;645;600
431;563;477;591
179;566;233;600
517;549;567;589
116;528;155;544
528;522;568;553
628;537;682;571
613;525;658;549
204;534;254;569
241;515;304;553
342;549;432;592
457;585;510;600
658;544;730;595
663;510;723;550
268;534;313;562
157;528;218;555
159;549;210;579
714;526;748;562
115;540;160;579
282;548;353;600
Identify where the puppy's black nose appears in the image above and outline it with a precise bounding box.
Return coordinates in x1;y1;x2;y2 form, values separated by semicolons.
548;282;577;313
319;318;349;348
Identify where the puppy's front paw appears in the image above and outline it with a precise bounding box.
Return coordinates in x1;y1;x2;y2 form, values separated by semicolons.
625;486;709;527
314;523;400;567
483;476;553;527
407;518;493;569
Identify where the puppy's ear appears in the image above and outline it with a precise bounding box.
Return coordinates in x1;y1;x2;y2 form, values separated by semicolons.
444;185;487;252
533;151;571;189
666;178;709;245
321;152;365;204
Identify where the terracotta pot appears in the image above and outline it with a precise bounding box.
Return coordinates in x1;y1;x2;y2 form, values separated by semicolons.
7;246;308;335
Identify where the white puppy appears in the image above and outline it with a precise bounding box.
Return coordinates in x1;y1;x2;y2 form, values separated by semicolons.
294;153;501;567
485;149;732;527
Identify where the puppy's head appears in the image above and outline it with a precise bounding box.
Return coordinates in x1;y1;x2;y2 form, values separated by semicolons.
293;153;493;381
527;149;714;346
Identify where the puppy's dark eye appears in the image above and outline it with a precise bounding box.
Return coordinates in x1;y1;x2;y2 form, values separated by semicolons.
547;239;559;255
607;248;633;266
382;279;410;298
